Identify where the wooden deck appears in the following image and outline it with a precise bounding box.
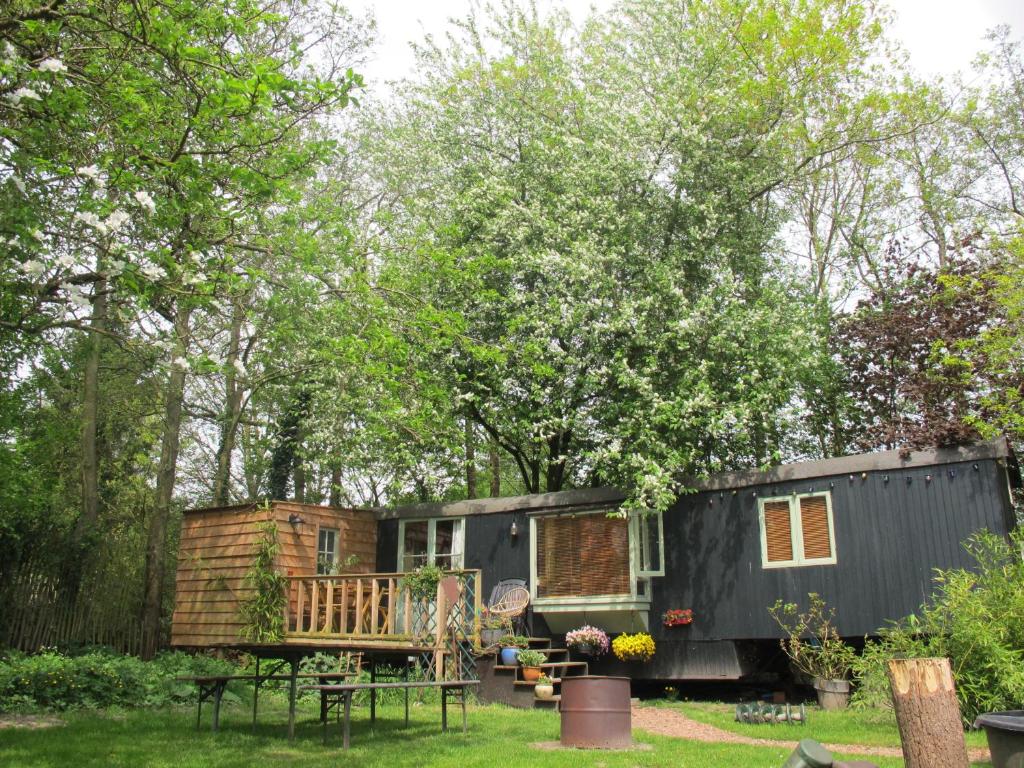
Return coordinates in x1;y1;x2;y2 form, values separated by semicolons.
284;570;483;650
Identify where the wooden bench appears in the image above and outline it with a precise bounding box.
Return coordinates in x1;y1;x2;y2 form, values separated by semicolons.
299;680;481;749
177;671;354;732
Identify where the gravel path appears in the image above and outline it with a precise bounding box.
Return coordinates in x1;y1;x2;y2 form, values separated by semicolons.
630;705;991;762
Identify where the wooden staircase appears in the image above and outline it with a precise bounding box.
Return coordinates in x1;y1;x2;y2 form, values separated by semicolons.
481;637;590;710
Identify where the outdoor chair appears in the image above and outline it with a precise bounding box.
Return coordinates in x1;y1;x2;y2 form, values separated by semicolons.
482;579;530;637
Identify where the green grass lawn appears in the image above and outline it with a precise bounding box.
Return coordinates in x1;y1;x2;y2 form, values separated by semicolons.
0;696;919;768
662;700;989;751
0;697;994;767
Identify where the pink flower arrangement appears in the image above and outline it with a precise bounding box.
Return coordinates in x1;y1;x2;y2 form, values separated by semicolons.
565;625;610;656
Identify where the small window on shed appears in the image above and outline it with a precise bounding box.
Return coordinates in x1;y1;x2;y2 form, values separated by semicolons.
317;527;339;575
759;492;836;568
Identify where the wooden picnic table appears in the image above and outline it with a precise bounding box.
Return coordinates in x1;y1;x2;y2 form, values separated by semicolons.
299;679;481;750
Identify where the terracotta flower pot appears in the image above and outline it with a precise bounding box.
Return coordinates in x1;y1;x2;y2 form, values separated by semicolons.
522;665;542;682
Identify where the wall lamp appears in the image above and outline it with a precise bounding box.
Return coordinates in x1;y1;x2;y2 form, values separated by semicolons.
510;519;518;538
287;512;305;529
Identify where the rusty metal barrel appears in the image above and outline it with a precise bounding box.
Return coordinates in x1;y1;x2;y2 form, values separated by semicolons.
559;675;632;749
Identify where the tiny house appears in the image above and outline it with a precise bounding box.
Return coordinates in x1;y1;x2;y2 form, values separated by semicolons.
375;438;1019;679
172;439;1018;682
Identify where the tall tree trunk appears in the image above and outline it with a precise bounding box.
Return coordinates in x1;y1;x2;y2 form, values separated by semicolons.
489;439;500;497
328;464;342;507
141;304;192;659
66;266;107;601
887;657;968;768
212;298;245;506
465;416;477;499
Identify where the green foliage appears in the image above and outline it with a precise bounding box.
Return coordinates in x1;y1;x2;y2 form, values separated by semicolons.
769;593;856;681
499;635;531;649
515;649;546;668
238;521;287;643
401;564;444;601
0;649;239;712
851;530;1024;723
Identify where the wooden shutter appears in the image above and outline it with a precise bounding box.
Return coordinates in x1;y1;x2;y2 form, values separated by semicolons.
799;495;833;560
763;501;794;563
536;514;630;598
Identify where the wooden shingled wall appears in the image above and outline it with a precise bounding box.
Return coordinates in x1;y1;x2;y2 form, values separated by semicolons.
171;501;377;647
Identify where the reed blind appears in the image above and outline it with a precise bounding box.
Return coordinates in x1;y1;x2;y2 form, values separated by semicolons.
535;514;630;598
763;501;794;563
799;495;832;560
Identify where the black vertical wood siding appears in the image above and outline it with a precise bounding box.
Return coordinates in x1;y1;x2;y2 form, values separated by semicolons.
651;458;1015;642
373;457;1014;647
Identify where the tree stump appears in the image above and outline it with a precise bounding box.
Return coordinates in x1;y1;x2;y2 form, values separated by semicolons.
887;657;968;768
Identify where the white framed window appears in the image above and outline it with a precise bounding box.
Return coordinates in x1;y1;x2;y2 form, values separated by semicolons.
397;517;464;571
317;526;339;575
759;492;837;568
633;511;665;578
529;509;664;605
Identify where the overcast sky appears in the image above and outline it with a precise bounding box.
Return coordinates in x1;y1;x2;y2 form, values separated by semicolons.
349;0;1024;88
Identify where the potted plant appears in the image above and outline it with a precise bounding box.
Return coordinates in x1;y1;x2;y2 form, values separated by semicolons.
662;608;694;627
534;674;555;700
499;635;529;666
769;593;856;710
516;648;546;681
479;616;505;648
612;632;656;662
565;625;610;657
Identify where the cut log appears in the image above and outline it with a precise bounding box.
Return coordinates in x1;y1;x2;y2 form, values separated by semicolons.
887;657;968;768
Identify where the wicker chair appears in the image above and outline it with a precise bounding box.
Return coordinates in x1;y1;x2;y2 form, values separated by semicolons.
482;579;530;637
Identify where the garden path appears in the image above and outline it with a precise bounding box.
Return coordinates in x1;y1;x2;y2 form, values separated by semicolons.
630;704;991;762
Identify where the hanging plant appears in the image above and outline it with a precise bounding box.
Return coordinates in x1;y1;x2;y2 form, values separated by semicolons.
402;563;444;601
239;521;288;642
612;632;656;662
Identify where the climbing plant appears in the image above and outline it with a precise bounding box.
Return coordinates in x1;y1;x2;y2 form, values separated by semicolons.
238;521;288;642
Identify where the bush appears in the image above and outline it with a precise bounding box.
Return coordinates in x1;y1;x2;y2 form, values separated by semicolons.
852;530;1024;723
769;593;856;682
0;648;242;712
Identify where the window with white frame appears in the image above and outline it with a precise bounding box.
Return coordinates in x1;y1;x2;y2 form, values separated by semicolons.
530;509;664;603
398;518;464;571
758;492;837;568
317;527;339;575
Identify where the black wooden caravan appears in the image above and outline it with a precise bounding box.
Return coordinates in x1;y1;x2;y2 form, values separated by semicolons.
376;438;1019;680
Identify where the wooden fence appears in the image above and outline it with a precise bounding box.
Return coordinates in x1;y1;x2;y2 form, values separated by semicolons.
1;565;156;656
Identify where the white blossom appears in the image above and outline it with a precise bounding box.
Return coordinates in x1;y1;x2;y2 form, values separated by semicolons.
7;87;42;105
37;58;67;73
19;260;46;276
56;254;75;268
2;42;17;65
30;229;44;242
105;209;130;232
232;359;247;377
74;211;105;232
106;259;125;276
133;189;156;214
76;165;101;180
141;263;166;281
172;356;190;371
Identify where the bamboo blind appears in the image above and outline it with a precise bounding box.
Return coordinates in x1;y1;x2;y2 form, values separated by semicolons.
763;501;794;562
536;514;630;598
799;495;832;560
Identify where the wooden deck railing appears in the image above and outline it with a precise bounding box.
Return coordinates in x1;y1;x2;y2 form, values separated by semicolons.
284;570;482;649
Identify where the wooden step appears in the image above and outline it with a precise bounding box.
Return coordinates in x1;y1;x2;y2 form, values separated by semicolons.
494;661;587;672
514;678;562;687
533;695;560;709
